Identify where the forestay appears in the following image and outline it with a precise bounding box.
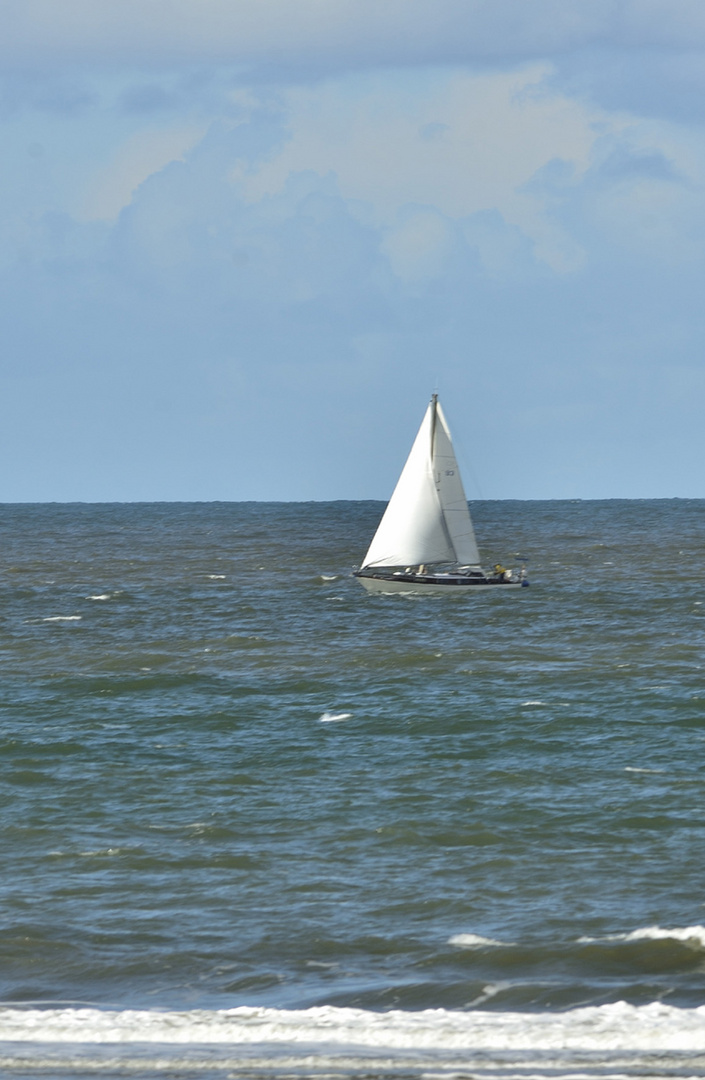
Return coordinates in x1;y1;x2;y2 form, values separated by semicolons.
361;396;481;569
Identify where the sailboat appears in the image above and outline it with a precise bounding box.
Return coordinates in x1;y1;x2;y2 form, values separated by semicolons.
354;394;528;594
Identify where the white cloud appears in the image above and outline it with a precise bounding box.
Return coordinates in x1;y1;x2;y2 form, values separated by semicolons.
587;162;702;263
239;67;596;270
82;124;206;220
380;208;454;282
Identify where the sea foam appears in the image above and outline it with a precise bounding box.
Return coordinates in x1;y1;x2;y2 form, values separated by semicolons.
2;1001;705;1053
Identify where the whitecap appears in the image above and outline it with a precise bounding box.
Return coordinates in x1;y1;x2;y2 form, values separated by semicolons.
184;823;211;835
319;712;352;723
42;616;81;622
521;700;545;707
86;594;110;601
464;981;510;1007
623;925;705;947
578;925;705;948
207;574;226;579
624;766;664;774
448;933;512;948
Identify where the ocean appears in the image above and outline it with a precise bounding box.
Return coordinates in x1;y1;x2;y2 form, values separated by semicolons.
1;498;704;1079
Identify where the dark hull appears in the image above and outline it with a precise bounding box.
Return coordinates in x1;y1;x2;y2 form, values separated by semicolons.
354;570;528;594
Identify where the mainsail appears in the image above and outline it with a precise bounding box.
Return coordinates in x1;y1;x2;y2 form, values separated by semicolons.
361;395;481;569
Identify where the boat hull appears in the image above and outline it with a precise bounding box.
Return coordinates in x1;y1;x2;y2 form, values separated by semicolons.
354;571;526;595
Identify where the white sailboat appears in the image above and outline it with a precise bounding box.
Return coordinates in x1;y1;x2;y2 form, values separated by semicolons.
354;394;528;594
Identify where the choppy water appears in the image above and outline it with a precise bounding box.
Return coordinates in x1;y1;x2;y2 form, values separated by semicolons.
1;499;704;1079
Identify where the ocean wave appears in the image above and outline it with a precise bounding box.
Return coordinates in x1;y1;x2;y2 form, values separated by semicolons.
448;934;513;949
578;925;705;949
2;1001;705;1053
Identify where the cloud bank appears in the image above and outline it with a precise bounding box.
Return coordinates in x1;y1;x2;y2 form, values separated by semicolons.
4;0;705;71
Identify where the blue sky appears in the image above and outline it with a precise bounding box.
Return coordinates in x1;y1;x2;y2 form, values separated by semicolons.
1;0;704;500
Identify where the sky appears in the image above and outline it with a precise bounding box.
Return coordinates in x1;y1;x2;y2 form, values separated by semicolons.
1;0;705;501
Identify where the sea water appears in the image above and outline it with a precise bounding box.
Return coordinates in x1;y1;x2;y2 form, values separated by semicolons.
1;499;704;1079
